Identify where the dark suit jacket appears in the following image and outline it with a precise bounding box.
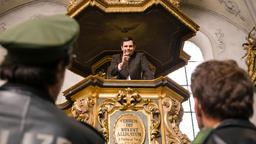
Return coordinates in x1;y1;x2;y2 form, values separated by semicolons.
107;52;154;80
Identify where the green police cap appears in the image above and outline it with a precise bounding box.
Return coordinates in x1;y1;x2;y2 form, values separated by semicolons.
0;14;79;64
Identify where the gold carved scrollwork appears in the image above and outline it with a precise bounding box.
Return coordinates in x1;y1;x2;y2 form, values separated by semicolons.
67;0;77;12
98;88;144;141
71;97;95;124
162;97;190;144
243;26;256;85
103;0;180;7
144;102;161;144
103;0;144;5
116;88;143;110
98;98;115;141
168;0;180;8
97;88;161;143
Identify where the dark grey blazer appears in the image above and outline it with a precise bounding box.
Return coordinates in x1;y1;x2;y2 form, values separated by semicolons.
107;52;154;80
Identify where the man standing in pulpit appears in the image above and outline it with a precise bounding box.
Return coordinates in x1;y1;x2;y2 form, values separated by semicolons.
108;37;154;80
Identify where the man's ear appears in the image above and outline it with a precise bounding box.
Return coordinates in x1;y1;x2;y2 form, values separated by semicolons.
194;98;201;116
194;97;204;129
56;60;65;72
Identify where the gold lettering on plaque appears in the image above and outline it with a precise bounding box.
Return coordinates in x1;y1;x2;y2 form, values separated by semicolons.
114;114;145;144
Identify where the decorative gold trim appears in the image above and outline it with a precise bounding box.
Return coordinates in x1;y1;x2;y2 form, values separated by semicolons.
67;0;77;12
243;26;256;85
71;97;95;124
61;76;189;103
101;0;144;5
113;113;146;144
168;0;180;8
67;0;91;17
97;88;161;143
66;0;199;32
62;75;190;143
162;97;191;143
98;99;113;141
143;100;161;144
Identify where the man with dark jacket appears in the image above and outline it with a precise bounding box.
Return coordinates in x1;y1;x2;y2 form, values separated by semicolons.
107;37;154;80
0;15;105;144
191;60;256;144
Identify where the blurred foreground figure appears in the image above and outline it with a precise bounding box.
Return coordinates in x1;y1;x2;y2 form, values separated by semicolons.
0;15;105;144
191;60;256;144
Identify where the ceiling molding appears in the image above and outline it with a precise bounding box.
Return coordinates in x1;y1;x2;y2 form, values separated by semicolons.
0;0;67;17
244;0;256;25
181;3;249;33
0;0;32;16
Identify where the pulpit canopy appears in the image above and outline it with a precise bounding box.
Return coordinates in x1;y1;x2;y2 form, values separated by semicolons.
66;0;199;78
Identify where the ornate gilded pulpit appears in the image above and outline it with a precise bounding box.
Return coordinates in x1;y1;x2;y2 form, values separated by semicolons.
60;0;199;143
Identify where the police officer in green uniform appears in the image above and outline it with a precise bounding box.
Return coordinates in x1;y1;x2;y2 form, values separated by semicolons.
0;15;105;144
191;60;256;144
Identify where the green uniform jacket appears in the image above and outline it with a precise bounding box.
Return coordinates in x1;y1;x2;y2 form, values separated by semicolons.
193;119;256;144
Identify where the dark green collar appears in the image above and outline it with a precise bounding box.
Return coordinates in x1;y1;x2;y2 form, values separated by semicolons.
193;128;214;144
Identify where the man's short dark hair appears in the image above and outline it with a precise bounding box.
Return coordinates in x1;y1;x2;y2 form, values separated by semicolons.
121;36;135;46
0;56;70;90
191;60;253;120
